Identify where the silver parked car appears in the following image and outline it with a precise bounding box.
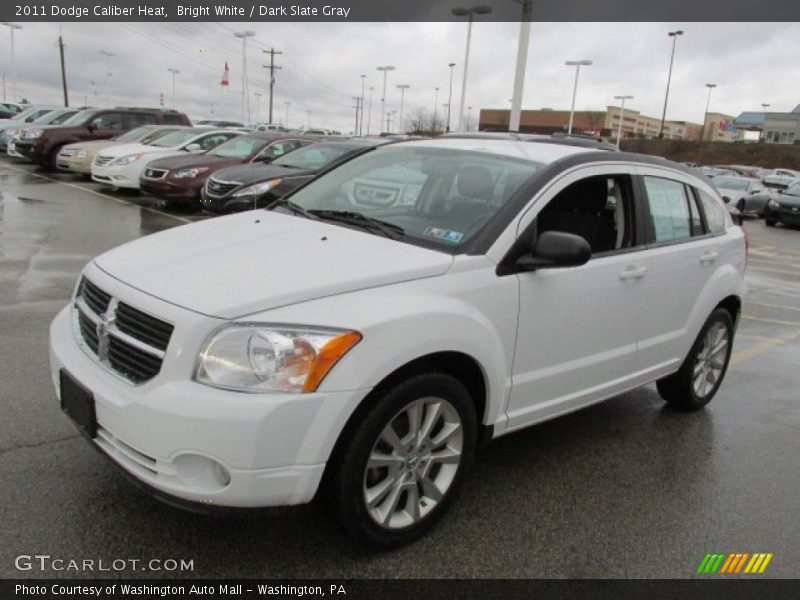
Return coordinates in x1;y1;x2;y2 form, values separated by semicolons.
713;176;771;217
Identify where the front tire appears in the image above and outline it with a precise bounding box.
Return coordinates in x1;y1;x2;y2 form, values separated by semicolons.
765;217;777;227
328;372;477;548
656;308;734;411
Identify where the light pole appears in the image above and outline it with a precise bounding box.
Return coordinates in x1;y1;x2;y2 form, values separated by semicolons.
376;65;395;134
614;94;634;149
284;100;290;126
658;29;684;139
509;0;533;132
565;59;592;135
702;83;716;141
446;62;455;132
167;68;179;109
396;84;410;134
433;87;440;132
466;105;473;131
367;86;374;135
254;92;262;122
359;74;366;135
306;110;312;129
100;50;115;105
452;5;492;132
1;23;22;103
233;30;256;123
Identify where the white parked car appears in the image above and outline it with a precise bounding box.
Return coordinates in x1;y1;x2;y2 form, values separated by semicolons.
91;128;241;189
50;138;747;547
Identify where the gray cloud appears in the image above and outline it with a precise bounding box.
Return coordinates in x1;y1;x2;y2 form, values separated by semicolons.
2;21;798;132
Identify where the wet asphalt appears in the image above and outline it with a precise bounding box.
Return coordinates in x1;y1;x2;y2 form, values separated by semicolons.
0;158;798;579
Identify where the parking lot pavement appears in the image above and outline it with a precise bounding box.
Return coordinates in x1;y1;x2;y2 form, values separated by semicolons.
1;159;798;578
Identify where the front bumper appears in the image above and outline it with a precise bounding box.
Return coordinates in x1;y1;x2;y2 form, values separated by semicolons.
48;274;369;509
12;139;42;162
57;151;94;174
766;204;800;225
91;162;142;188
140;176;205;204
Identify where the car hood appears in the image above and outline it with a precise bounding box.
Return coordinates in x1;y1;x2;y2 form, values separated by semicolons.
777;194;800;206
211;163;312;186
145;153;239;171
94;211;452;319
62;139;120;152
715;188;746;200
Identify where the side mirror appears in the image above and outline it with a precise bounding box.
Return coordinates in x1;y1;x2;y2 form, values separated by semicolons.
516;231;591;271
185;143;203;152
86;123;96;132
722;196;731;204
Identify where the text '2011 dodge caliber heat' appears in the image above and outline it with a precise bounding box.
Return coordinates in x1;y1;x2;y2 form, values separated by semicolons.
50;137;746;547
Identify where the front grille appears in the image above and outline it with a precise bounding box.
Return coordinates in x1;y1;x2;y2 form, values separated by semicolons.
94;155;113;167
143;167;168;179
206;178;240;197
74;277;173;384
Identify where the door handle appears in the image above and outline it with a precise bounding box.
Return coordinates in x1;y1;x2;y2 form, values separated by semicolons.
619;265;648;281
699;250;719;265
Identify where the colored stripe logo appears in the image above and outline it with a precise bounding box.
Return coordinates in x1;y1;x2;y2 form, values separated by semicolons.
697;553;773;574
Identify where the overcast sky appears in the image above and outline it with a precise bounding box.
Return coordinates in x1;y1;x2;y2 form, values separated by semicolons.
2;22;798;132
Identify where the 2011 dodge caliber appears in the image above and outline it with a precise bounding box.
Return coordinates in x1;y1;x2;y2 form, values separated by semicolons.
50;137;747;547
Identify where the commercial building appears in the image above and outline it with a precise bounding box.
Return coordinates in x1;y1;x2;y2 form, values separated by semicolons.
734;104;800;144
478;106;702;140
701;112;739;142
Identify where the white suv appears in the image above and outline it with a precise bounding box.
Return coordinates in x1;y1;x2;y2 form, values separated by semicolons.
50;137;746;547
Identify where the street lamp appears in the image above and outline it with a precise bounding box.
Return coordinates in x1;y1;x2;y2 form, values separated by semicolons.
100;50;115;105
565;59;592;135
376;65;395;134
233;30;256;123
167;68;179;109
1;23;22;103
359;74;366;135
306;110;312;129
466;106;473;131
367;86;374;135
433;86;440;132
614;94;634;149
396;84;410;134
452;5;492;132
703;83;716;141
284;100;290;126
658;29;684;139
446;62;456;132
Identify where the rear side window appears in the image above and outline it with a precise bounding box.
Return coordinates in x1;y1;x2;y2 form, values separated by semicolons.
643;176;694;243
697;190;727;234
162;114;186;125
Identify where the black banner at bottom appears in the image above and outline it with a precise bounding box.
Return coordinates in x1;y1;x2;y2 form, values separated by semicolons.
3;579;800;600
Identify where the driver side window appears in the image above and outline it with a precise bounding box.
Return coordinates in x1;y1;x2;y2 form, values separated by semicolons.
536;174;636;255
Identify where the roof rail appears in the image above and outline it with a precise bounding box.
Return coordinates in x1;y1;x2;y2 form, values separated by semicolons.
440;131;618;151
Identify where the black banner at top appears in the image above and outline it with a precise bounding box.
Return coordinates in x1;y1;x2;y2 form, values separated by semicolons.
3;0;800;22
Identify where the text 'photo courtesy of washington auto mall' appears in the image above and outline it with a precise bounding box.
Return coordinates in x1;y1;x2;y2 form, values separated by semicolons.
1;0;800;597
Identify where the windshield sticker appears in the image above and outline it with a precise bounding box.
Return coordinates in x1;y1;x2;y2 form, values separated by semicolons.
424;227;464;244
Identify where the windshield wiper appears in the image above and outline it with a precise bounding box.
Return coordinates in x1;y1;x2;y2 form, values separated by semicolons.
268;198;319;220
307;209;405;239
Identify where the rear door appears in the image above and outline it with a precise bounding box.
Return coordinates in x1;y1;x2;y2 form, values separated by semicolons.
634;167;724;376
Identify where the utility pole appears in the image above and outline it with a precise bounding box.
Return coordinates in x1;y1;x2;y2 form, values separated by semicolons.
262;47;283;124
234;30;256;123
367;86;374;135
396;84;410;134
1;23;23;103
446;63;455;132
509;0;532;132
58;30;69;106
284;100;290;126
613;95;634;149
658;30;684;139
433;87;439;132
359;74;366;135
167;67;179;109
100;50;114;106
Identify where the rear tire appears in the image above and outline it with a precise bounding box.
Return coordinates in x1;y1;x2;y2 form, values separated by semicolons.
656;308;734;411
328;372;477;548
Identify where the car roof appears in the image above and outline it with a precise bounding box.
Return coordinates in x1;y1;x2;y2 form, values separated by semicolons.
390;136;605;165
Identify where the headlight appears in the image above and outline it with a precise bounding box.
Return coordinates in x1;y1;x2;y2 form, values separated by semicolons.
112;154;144;166
173;167;209;179
232;179;282;197
769;200;780;209
23;129;43;139
195;325;361;393
76;150;87;159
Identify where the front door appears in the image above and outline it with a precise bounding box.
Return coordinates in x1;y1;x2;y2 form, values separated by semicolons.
506;166;650;431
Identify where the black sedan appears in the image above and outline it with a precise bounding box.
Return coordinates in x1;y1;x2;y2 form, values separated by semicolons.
765;181;800;228
200;138;390;214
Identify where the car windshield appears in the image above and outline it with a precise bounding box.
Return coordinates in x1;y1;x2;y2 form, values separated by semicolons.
11;107;44;121
278;146;541;251
714;177;749;191
61;110;97;126
273;144;353;170
112;126;156;143
211;136;265;159
785;183;800;197
149;129;203;148
35;109;75;125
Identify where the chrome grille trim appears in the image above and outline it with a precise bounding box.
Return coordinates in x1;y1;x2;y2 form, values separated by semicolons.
143;167;168;179
205;177;241;198
73;277;172;384
93;155;114;167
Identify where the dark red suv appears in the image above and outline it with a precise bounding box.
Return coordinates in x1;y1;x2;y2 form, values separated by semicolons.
14;107;191;169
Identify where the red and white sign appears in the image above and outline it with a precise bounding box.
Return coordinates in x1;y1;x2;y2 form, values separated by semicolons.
220;62;230;87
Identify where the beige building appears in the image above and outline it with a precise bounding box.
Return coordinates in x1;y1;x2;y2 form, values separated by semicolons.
701;112;739;142
479;106;701;141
